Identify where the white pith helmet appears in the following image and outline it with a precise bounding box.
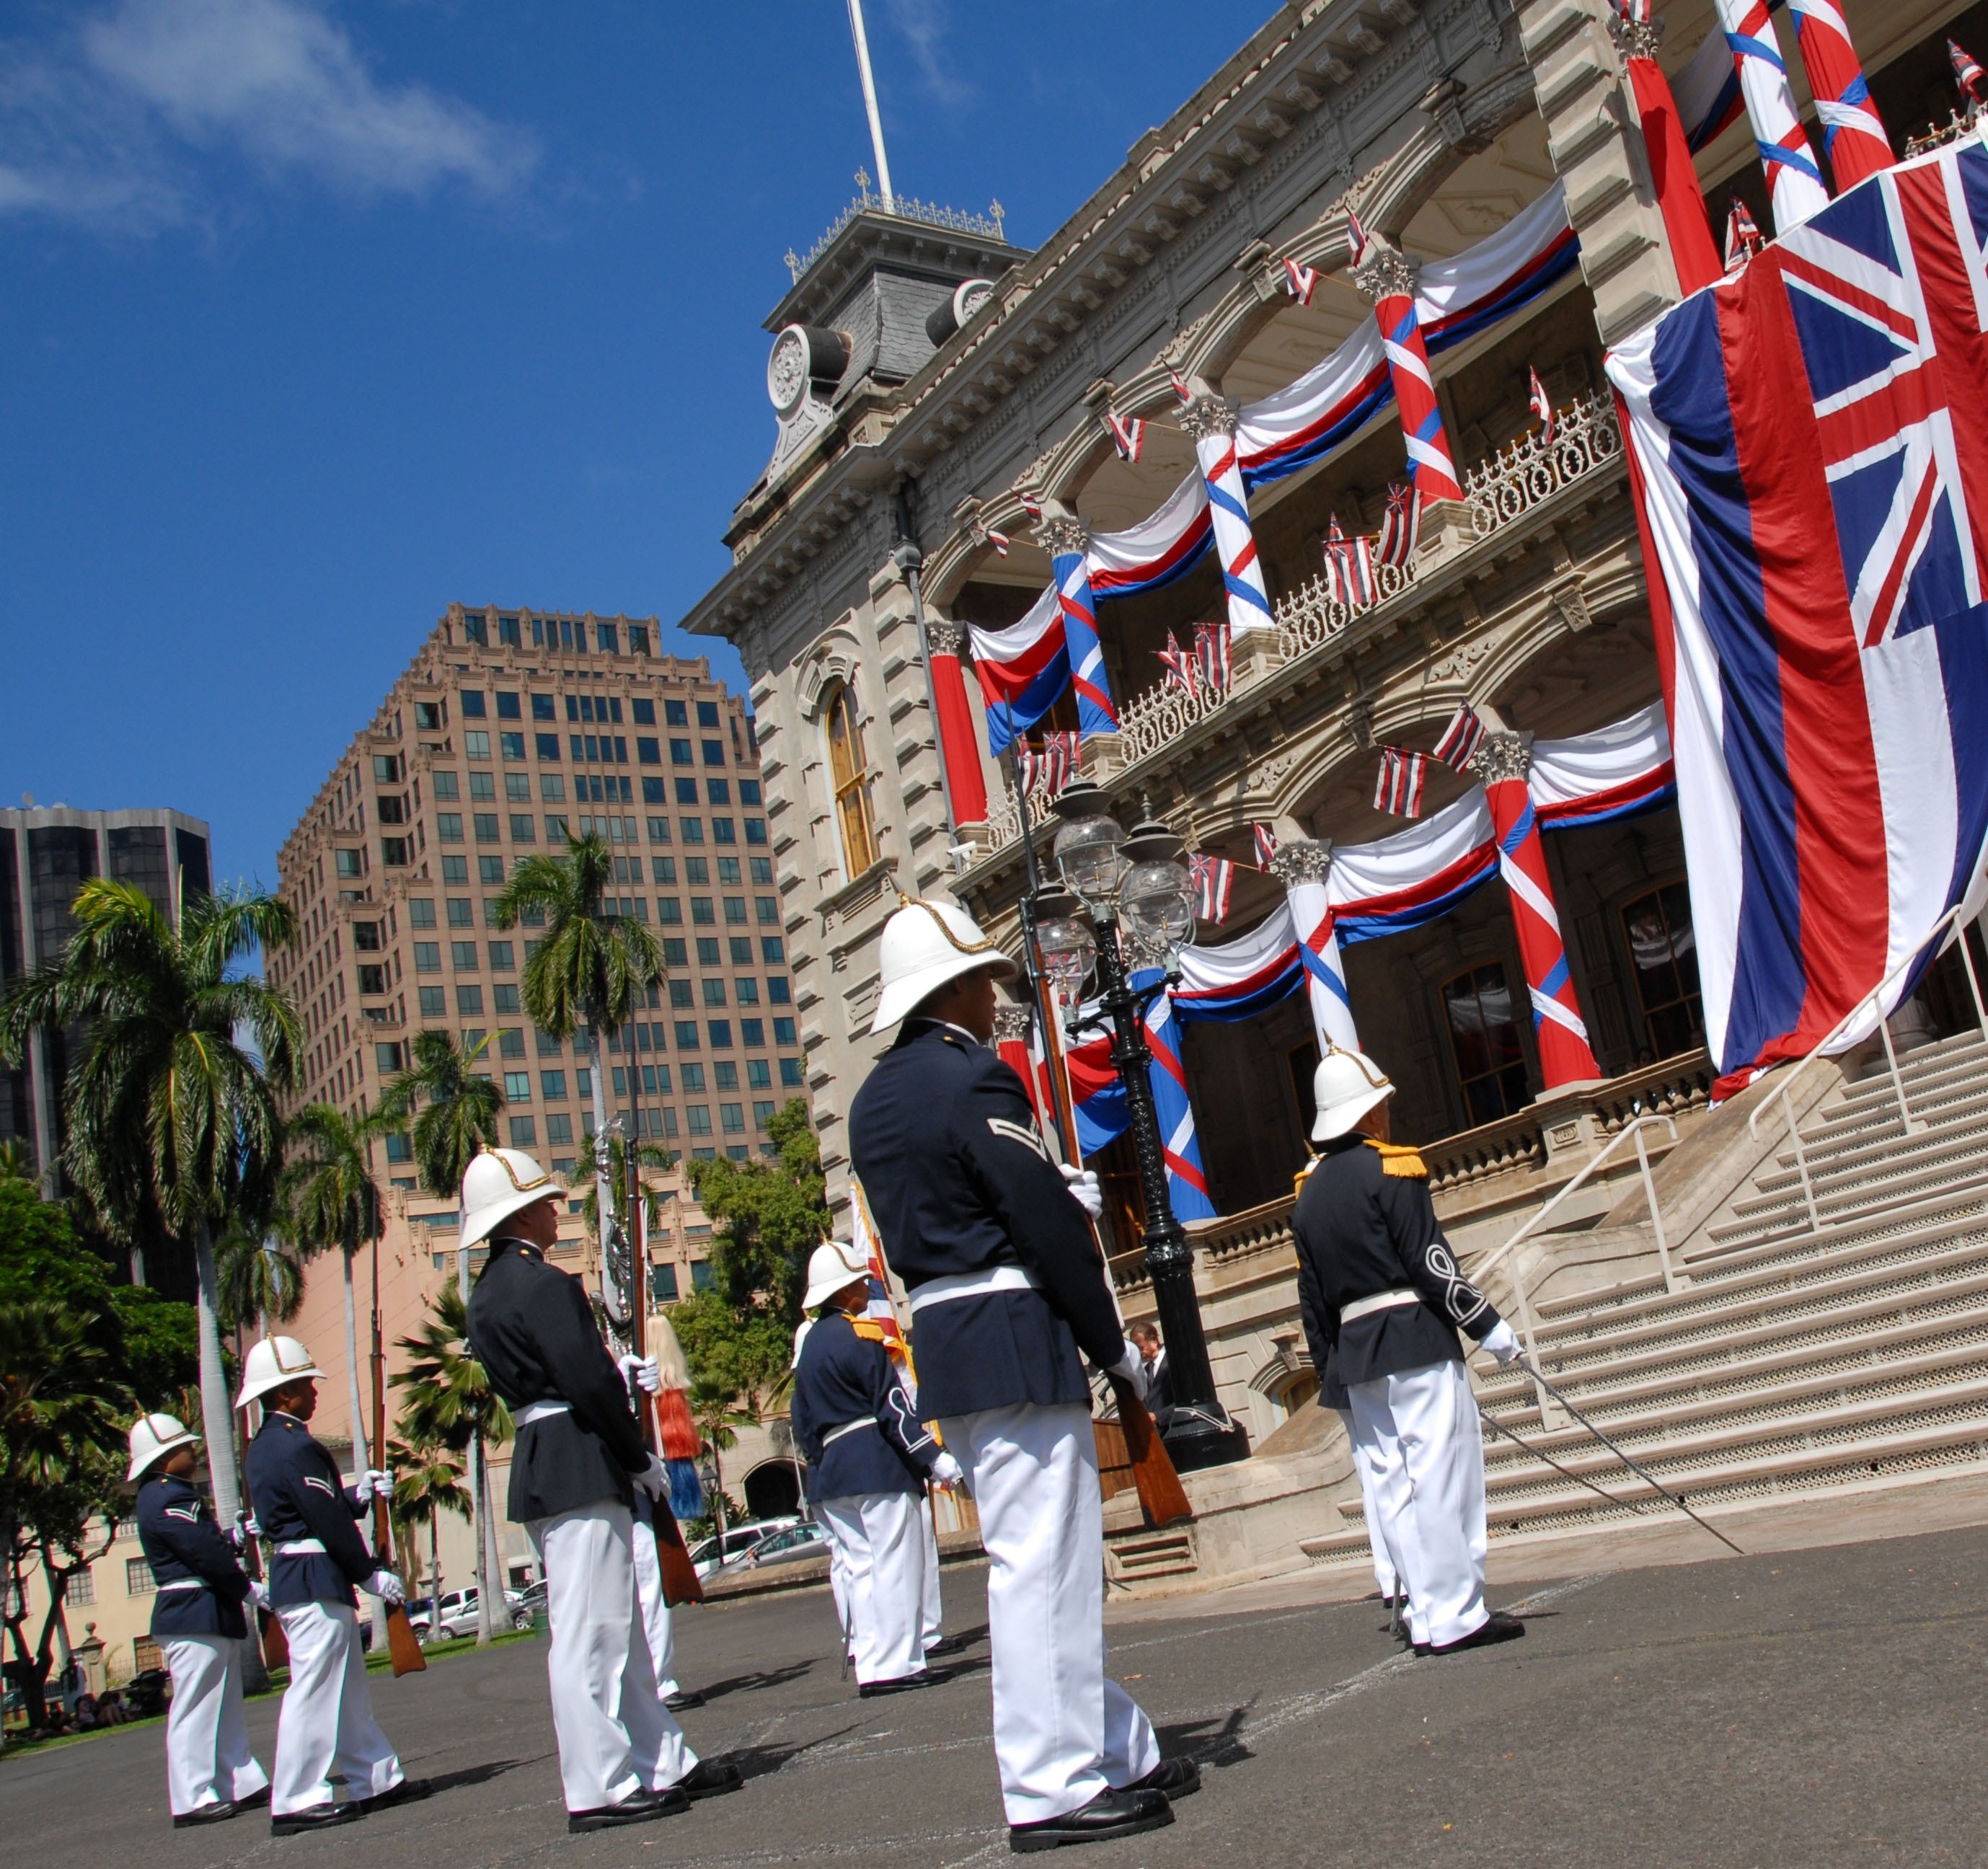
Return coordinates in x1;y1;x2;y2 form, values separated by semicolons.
236;1335;326;1410
871;896;1018;1034
127;1412;199;1482
1310;1045;1396;1141
803;1238;871;1313
459;1145;558;1248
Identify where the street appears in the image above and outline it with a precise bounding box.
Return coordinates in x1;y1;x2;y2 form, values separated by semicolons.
6;1524;1986;1867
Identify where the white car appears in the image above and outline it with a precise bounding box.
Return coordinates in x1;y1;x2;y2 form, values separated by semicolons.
407;1586;526;1640
687;1517;800;1580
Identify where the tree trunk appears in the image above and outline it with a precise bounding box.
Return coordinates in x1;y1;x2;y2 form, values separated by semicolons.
588;1025;621;1322
482;1454;506;1620
193;1222;242;1524
460;1242;494;1648
428;1514;441;1632
337;1239;386;1648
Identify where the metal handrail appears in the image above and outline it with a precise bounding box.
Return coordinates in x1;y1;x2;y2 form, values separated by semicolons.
1467;1113;1680;1364
1748;899;1988;1234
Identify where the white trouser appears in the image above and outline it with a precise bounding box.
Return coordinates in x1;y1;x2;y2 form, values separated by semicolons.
1334;1406;1404;1607
159;1633;270;1816
940;1402;1160;1825
527;1500;694;1813
818;1491;926;1684
1347;1360;1488;1649
918;1489;943;1650
270;1602;404;1815
629;1504;679;1697
826;1531;854;1660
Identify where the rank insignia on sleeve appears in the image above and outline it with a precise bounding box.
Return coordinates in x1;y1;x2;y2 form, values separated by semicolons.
1365;1139;1428;1177
303;1475;334;1496
986;1115;1048;1160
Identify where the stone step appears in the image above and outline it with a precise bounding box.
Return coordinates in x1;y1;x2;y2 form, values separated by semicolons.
1767;1100;1988;1188
1726;1147;1988;1227
1705;1162;1988;1252
1106;1531;1196;1583
1752;1123;1988;1210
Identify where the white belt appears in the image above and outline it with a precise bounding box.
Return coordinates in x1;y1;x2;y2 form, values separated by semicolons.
156;1578;207;1594
907;1265;1038;1314
821;1418;876;1446
1340;1288;1423;1324
515;1400;572;1426
276;1539;326;1556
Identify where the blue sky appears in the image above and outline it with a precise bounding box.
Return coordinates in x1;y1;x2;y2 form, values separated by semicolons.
0;0;1254;895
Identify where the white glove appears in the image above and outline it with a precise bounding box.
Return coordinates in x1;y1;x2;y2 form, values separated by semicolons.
929;1451;965;1490
635;1454;669;1501
242;1514;261;1540
1481;1320;1522;1367
1060;1163;1104;1219
368;1568;407;1607
618;1353;662;1395
355;1467;393;1504
226;1514;248;1553
1107;1339;1150;1403
247;1579;270;1611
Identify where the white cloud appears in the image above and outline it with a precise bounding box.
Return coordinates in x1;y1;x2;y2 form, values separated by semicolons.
881;0;970;110
0;0;536;232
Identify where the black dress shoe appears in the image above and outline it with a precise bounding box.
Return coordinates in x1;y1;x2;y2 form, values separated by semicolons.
359;1777;433;1813
172;1800;237;1828
664;1688;706;1712
1428;1612;1526;1656
271;1802;366;1837
857;1669;942;1697
1010;1786;1173;1853
236;1787;272;1812
1125;1757;1201;1800
675;1759;744;1800
565;1787;691;1834
923;1633;971;1658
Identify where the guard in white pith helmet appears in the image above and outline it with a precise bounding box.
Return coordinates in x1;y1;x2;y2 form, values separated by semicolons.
129;1413;271;1826
461;1146;742;1833
1290;1047;1526;1657
240;1335;428;1835
848;897;1196;1852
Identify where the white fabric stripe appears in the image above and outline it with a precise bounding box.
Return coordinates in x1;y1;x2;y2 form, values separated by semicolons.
1498;850;1563;936
1531;986;1591;1039
967;582;1060;668
1341;1288;1423;1323
1083;469;1208;580
1527;702;1672;810
823;1418;878;1446
906;1265;1039;1312
1330;788;1496;908
514;1399;572;1426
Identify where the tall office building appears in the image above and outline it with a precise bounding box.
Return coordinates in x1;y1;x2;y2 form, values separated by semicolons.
0;805;212;1182
271;605;800;1172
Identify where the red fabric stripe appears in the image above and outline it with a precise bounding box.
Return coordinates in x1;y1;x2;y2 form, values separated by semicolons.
1485;778;1597;1086
1778;249;1919;339
1814;358;1938;460
929;651;989;824
1625;56;1723;296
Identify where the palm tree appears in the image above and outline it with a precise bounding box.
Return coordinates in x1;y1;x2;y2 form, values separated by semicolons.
492;833;663;1322
568;1133;677;1250
278;1103;389;1478
0;880;299;1524
689;1378;758;1543
385;1433;470;1637
375;1030;505;1202
214;1227;305;1337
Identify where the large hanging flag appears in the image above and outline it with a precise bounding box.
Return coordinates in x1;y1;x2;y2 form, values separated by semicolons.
1431;702;1486;772
1715;0;1831;232
1376;482;1421;567
1607;136;1988;1095
1785;0;1891;192
1374;746;1428;818
968;586;1068;755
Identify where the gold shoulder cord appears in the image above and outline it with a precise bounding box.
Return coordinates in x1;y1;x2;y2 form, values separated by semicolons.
1364;1138;1429;1178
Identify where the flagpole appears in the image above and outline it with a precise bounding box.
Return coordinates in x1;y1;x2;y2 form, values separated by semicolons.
846;0;896;211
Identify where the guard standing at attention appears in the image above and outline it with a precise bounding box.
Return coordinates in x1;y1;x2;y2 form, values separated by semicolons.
240;1335;428;1835
790;1237;963;1695
849;898;1199;1853
128;1413;270;1827
1291;1048;1525;1656
461;1146;742;1833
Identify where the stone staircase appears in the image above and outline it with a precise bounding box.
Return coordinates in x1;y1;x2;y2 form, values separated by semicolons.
1299;1030;1988;1570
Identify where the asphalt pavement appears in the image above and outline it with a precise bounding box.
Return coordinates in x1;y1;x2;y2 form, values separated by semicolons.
6;1523;1987;1867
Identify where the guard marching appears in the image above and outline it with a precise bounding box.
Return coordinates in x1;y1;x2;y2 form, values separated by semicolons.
239;1335;428;1835
460;1146;742;1832
790;1237;962;1695
128;1413;270;1826
849;898;1198;1852
1291;1048;1525;1656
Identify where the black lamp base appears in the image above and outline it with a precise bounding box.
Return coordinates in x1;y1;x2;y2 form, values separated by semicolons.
1159;1408;1252;1472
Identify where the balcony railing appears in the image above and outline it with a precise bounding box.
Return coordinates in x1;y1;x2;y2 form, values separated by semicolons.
786;185;1008;282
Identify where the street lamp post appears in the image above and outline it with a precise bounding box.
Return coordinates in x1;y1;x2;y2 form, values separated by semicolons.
1036;782;1250;1473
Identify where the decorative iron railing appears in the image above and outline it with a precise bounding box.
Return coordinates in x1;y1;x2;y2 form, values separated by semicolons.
786;187;1008;282
1462;389;1622;535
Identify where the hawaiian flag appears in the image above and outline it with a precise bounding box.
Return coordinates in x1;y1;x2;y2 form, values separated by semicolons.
1169;368;1193;405
1018;488;1043;518
1106;412;1147;463
1253;822;1280;869
1282;256;1318;305
1016;730;1078;799
1322;516;1377;609
1346;206;1374;268
1529;366;1555;444
1431;701;1487;772
1376;482;1420;567
1725;198;1765;271
1609;136;1988;1095
983;524;1010;558
1190;853;1234;923
1952;38;1985;104
1193;620;1231;694
1374;746;1428;818
1157;632;1197;694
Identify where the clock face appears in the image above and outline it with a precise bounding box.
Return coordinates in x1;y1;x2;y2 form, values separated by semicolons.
767;327;810;415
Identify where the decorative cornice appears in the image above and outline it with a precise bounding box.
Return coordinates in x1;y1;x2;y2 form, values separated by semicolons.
1038;516;1090;558
927;619;968;656
1350;237;1417;304
992;1004;1032;1042
1269;838;1333;887
1177;394;1238;441
1470;729;1534;785
1604;9;1664;62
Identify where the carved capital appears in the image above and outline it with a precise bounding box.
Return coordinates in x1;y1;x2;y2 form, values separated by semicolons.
1604;9;1664;61
1350;237;1418;304
1269;838;1333;888
992;1004;1033;1043
926;619;968;657
1470;730;1534;785
1177;394;1237;441
1038;516;1090;559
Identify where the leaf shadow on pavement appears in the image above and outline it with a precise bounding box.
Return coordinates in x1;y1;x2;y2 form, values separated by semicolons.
1157;1707;1255;1772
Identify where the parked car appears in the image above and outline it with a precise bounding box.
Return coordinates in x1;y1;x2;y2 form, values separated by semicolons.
719;1522;826;1575
407;1585;525;1642
687;1516;799;1581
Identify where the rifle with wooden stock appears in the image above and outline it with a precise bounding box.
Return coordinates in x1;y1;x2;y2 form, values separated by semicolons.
369;1324;426;1676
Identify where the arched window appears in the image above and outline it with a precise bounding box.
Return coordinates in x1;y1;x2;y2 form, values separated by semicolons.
1620;881;1703;1061
1442;961;1531;1126
824;682;879;880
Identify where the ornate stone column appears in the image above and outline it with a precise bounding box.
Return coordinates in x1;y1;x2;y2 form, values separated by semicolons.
1178;395;1273;639
1270;839;1360;1053
1038;514;1120;744
1350;234;1465;503
924;619;990;832
1472;732;1602;1088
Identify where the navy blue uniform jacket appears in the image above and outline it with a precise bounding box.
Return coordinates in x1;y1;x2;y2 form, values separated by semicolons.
1291;1136;1503;1388
244;1411;373;1609
848;1020;1123;1420
136;1473;251;1640
790;1310;938;1501
467;1235;649;1523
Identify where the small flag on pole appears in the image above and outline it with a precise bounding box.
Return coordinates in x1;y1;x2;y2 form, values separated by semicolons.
1951;38;1986;104
1106;412;1147;463
1157;632;1196;694
1190;854;1234;923
1376;483;1420;568
1529;367;1555;446
1281;256;1318;305
1018;489;1042;518
1374;746;1428;818
1431;702;1485;772
1168;368;1193;405
1253;823;1280;869
1723;198;1764;272
1193;620;1231;694
1322;516;1377;609
1612;0;1650;23
1017;730;1078;800
982;526;1010;558
1345;207;1373;268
